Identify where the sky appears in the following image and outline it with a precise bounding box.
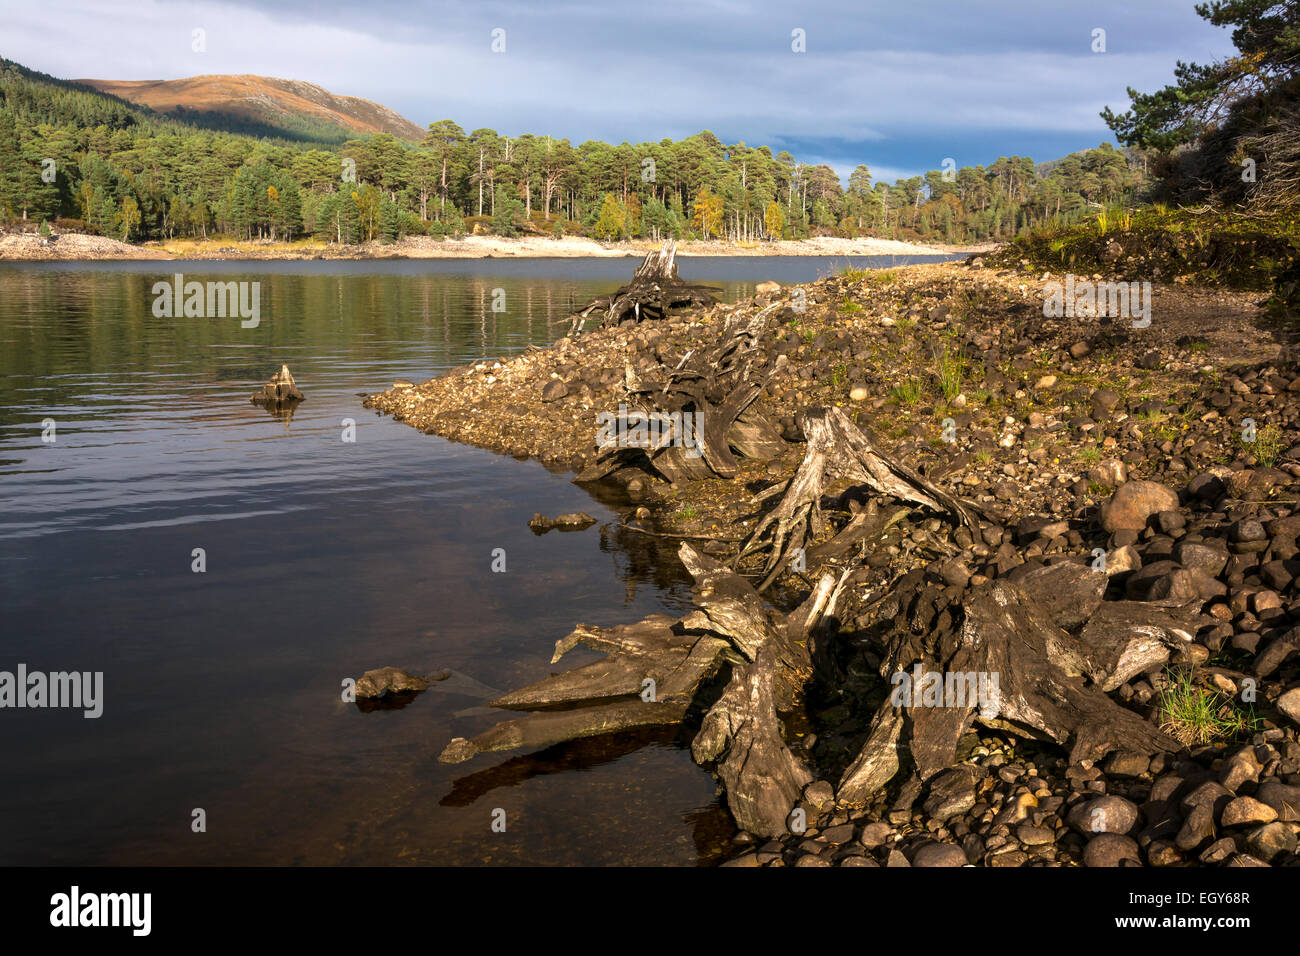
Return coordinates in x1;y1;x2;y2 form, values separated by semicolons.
0;0;1238;184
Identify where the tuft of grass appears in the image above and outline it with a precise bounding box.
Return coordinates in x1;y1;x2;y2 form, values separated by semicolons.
838;263;868;282
830;363;848;388
840;296;863;314
1076;444;1103;466
994;205;1300;292
889;378;925;406
1157;667;1261;746
935;347;966;401
1238;422;1285;467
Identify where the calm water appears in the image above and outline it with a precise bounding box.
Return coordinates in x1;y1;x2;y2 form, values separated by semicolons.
0;254;959;865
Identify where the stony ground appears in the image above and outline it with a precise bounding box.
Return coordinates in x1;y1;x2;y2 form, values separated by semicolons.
366;260;1285;535
367;258;1300;866
0;231;158;260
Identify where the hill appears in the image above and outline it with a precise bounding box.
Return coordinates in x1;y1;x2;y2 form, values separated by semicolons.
76;74;425;144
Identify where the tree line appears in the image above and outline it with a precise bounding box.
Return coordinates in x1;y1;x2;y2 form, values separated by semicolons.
0;56;1150;246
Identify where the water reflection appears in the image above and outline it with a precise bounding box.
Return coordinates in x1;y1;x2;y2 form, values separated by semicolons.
0;256;957;865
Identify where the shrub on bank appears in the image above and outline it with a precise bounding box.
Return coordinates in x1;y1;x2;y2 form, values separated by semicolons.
993;206;1300;291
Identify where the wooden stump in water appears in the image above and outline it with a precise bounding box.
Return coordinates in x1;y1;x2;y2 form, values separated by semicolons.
250;364;304;408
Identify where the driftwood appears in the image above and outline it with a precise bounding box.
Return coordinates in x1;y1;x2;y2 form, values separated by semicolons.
738;406;983;590
568;240;719;331
440;543;841;837
837;565;1186;808
575;308;786;483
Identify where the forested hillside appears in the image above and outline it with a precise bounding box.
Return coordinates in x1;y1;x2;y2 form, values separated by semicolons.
0;56;1150;246
78;75;427;145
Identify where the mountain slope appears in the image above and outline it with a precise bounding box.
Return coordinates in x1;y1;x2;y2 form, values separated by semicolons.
76;74;425;144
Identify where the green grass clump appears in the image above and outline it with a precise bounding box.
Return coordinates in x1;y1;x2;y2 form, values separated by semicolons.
889;378;925;406
935;347;966;401
1076;445;1102;466
1238;422;1285;467
1157;668;1260;746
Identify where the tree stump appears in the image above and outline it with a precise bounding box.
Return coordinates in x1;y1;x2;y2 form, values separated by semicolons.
569;240;720;330
250;364;303;409
439;543;841;837
575;309;785;483
837;573;1184;808
738;406;984;589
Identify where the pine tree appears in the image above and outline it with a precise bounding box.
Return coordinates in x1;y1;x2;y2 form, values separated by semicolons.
0;112;24;219
379;197;399;243
340;190;361;243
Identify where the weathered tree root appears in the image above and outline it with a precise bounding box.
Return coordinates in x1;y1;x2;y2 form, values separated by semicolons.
440;543;842;837
575;308;784;483
739;405;984;589
837;566;1187;807
568;240;719;331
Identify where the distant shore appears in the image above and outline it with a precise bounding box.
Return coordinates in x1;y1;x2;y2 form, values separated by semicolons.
0;229;996;262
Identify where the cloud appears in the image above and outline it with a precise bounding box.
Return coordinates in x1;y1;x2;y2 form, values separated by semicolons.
3;0;1238;179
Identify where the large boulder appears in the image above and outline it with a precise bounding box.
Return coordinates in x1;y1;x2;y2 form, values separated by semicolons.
1100;480;1180;533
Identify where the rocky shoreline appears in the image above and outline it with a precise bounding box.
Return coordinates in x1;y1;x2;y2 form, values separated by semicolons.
0;227;989;262
366;257;1300;867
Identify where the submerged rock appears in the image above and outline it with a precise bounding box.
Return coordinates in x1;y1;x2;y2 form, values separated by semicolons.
354;666;446;700
528;512;597;533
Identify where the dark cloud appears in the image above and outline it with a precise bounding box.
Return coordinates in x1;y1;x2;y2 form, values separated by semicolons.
9;0;1237;178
